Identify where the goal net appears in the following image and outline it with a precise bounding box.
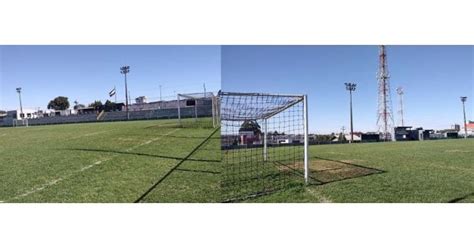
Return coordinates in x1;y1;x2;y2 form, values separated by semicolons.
177;92;220;128
13;118;29;127
219;91;309;201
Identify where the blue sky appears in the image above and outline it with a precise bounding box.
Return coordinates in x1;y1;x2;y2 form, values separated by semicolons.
1;45;472;134
0;45;220;110
222;45;473;133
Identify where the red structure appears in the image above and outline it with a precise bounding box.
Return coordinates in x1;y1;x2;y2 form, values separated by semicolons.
377;45;395;141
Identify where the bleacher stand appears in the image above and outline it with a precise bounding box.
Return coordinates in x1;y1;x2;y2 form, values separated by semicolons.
0;106;213;127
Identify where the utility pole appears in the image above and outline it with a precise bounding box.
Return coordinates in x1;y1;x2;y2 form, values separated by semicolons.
203;83;206;96
120;66;130;120
461;96;468;139
345;82;356;143
16;87;23;119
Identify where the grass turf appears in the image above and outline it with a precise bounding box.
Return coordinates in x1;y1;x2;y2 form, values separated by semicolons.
1;120;473;203
245;139;474;203
0;118;221;203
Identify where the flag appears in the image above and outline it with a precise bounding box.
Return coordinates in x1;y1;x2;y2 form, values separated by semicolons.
109;87;116;97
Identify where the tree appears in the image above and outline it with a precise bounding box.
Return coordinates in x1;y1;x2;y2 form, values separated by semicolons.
104;100;116;112
89;100;103;110
239;120;262;135
338;132;347;142
47;96;70;110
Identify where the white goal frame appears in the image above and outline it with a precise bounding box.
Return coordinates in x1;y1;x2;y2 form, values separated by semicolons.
220;91;309;184
13;118;29;127
177;92;220;128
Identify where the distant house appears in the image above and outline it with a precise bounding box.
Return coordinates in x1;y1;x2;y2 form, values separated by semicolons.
50;109;72;117
239;130;261;145
461;121;474;136
6;109;41;120
135;96;148;104
394;126;425;141
76;107;97;115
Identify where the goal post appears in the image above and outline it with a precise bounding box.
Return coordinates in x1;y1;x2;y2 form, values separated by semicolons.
177;92;219;128
219;91;309;201
13;118;29;127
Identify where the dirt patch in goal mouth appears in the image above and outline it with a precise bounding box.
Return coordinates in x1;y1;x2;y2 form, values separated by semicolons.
280;159;382;184
313;159;382;184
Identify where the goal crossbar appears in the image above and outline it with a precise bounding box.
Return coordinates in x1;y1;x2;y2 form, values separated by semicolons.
220;93;304;121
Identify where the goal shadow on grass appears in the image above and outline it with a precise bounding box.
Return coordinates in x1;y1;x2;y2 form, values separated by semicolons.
224;157;386;202
448;192;474;203
307;156;386;186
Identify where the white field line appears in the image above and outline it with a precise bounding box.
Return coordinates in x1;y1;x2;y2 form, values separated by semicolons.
69;130;110;140
1;129;179;202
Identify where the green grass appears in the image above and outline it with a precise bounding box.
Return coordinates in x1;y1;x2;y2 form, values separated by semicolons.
1;120;473;203
246;139;474;203
0;118;221;203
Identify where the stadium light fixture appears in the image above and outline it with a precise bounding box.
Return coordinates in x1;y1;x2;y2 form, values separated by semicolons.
120;66;130;120
16;87;24;118
345;83;357;143
461;96;468;139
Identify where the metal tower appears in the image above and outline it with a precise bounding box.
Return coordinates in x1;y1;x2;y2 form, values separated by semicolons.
376;45;394;141
396;86;405;126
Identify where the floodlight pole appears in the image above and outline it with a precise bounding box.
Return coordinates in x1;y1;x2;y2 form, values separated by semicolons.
212;95;216;128
263;118;268;161
303;95;309;184
177;94;181;125
345;83;357;143
120;66;130;120
16;87;23;119
461;96;468;139
194;100;198;122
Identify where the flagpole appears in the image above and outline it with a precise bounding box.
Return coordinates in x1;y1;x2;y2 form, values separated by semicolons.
114;86;117;103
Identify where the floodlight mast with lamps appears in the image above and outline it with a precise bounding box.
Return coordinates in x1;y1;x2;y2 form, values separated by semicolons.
345;82;356;143
120;66;130;120
16;87;24;119
461;96;468;139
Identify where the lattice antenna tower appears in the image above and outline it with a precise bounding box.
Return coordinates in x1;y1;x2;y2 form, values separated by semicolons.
377;45;395;141
396;86;405;126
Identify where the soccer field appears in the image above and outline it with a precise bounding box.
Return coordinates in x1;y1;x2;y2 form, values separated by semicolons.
1;121;473;203
244;138;474;203
0;118;221;203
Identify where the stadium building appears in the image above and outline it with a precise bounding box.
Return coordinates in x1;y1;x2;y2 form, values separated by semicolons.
0;93;216;127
